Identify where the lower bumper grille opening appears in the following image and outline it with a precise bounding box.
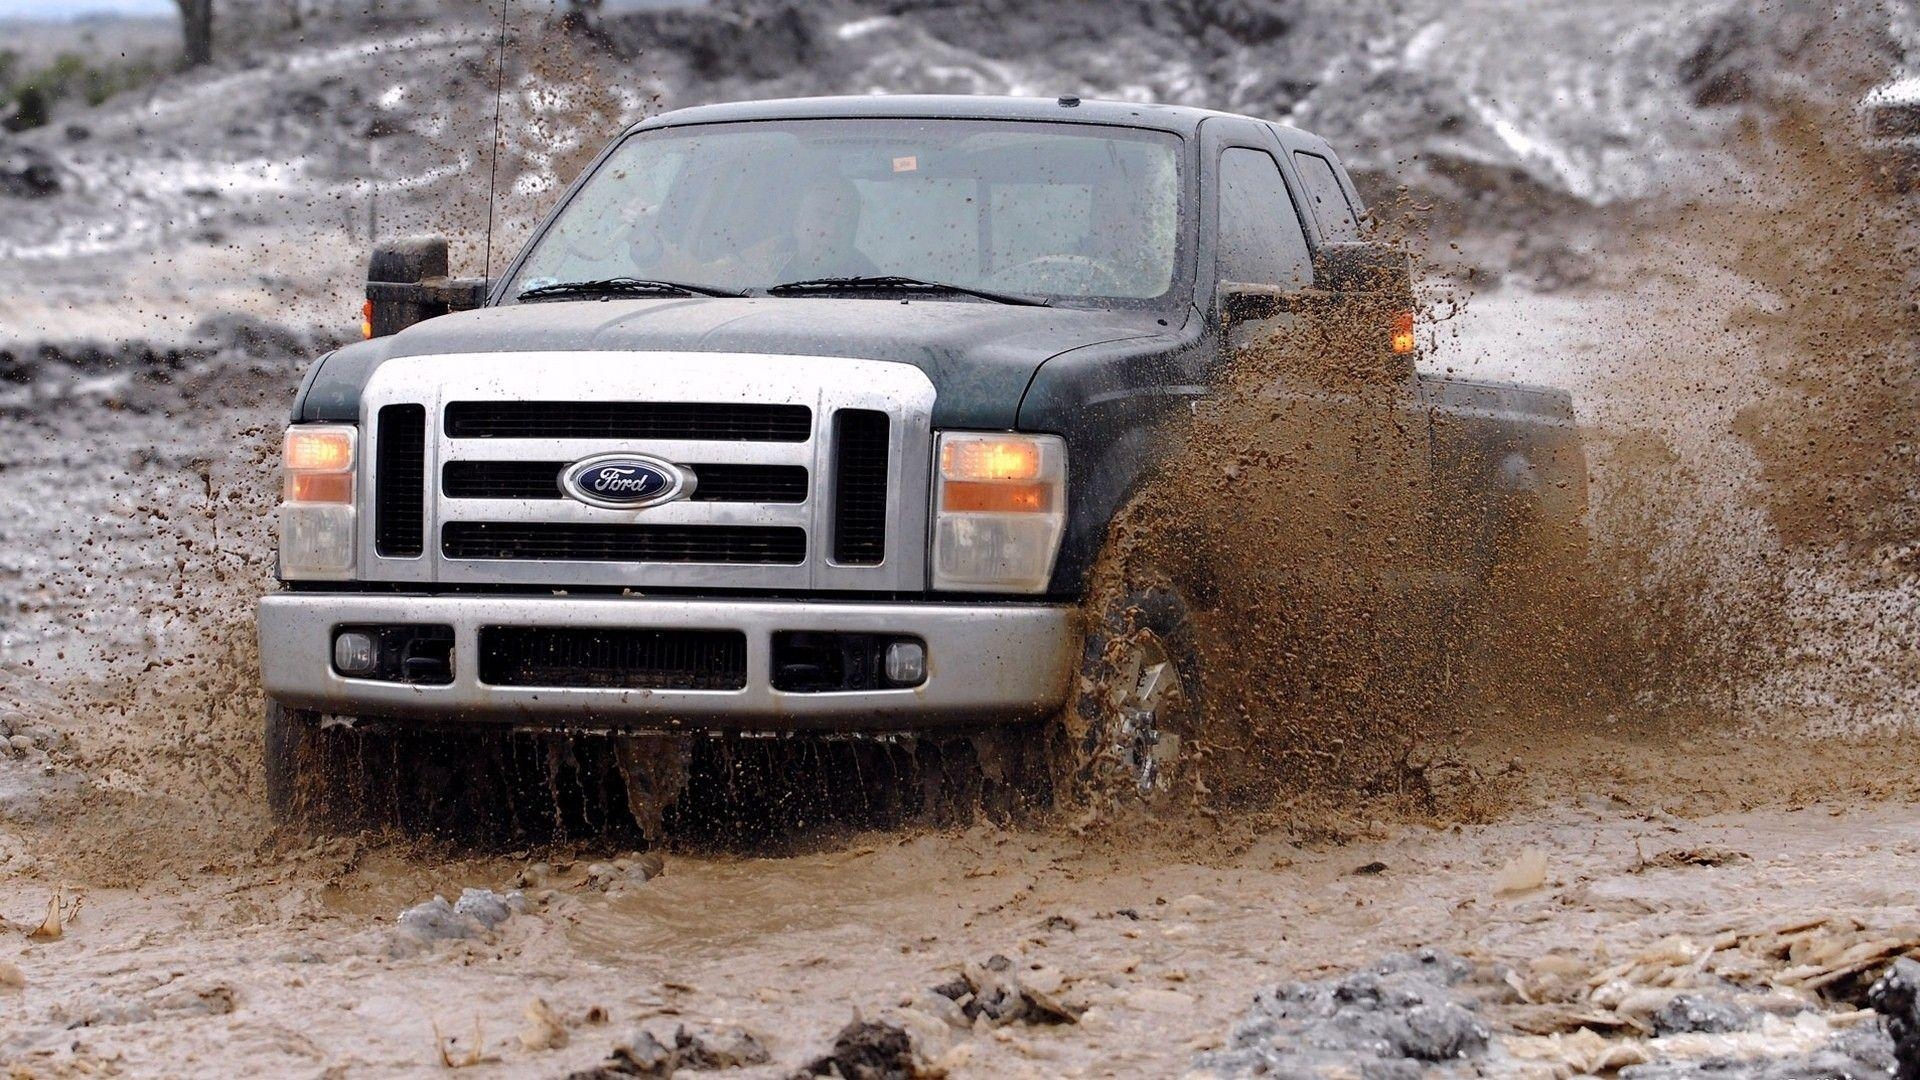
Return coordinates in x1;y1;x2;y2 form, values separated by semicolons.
443;522;807;564
478;627;749;690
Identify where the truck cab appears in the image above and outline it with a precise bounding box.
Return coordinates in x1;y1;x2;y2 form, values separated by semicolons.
259;95;1583;823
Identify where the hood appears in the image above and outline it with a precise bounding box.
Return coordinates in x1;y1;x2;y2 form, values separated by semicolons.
296;296;1166;429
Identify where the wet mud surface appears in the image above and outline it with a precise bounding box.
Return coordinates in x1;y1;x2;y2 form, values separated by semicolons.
6;739;1920;1076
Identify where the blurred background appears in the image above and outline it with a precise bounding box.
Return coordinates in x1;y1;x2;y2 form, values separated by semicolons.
0;0;1910;341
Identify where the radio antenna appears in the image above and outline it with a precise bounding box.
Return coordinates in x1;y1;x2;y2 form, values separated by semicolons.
482;0;511;282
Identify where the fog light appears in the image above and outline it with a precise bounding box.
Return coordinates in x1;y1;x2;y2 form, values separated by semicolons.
884;641;926;686
333;631;376;676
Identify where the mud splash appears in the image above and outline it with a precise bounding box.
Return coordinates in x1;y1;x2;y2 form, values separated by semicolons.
1059;4;1920;832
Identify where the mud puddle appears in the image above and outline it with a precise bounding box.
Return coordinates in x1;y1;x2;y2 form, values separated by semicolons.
6;731;1920;1077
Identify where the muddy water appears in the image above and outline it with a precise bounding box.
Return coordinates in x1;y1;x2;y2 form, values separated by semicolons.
7;735;1920;1076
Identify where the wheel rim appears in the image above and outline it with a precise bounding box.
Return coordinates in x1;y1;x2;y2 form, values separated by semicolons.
1106;630;1188;795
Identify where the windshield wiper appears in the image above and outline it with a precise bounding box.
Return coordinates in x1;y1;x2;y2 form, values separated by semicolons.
516;277;746;301
764;275;1049;307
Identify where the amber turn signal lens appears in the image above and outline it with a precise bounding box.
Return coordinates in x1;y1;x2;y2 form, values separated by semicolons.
940;438;1043;481
941;480;1053;513
285;472;353;504
361;299;375;340
284;427;354;472
1391;310;1416;355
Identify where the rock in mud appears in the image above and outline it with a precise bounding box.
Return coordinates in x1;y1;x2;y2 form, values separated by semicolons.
1194;951;1491;1077
1870;958;1920;1080
796;1018;918;1080
392;888;527;952
1494;848;1549;895
672;1023;770;1069
520;997;569;1051
0;139;60;198
585;853;667;893
929;953;1082;1026
1649;993;1755;1035
393;896;465;943
568;1023;769;1078
454;886;524;928
1619;1022;1896;1080
570;1029;676;1079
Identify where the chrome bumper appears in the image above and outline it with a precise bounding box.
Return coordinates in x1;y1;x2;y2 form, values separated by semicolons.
256;593;1077;731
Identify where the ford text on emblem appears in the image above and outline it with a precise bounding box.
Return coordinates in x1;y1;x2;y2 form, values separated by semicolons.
559;453;697;509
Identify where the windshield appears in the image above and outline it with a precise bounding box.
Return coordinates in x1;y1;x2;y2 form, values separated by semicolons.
505;118;1186;306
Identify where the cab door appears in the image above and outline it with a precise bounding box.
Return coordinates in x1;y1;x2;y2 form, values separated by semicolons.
1198;118;1436;622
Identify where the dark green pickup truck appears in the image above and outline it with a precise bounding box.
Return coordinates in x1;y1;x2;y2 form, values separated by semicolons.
259;94;1584;823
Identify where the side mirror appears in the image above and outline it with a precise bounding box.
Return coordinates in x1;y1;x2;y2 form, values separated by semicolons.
1219;241;1418;373
363;236;489;339
1220;282;1283;323
1310;241;1413;305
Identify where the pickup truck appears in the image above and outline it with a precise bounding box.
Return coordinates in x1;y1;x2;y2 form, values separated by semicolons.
258;94;1586;828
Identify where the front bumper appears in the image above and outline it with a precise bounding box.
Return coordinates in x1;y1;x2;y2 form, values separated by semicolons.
257;592;1078;731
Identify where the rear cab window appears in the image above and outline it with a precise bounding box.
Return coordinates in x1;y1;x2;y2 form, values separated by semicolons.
1216;147;1313;288
1292;151;1363;241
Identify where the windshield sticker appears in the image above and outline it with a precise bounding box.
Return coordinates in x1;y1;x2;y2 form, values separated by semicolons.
892;155;918;173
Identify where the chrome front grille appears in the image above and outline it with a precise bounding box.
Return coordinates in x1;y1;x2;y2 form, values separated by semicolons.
356;352;935;591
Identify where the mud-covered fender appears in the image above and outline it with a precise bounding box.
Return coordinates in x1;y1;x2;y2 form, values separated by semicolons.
1020;315;1212;598
292;336;404;423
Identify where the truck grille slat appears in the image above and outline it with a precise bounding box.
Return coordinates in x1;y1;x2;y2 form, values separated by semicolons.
445;402;812;442
443;461;808;503
443;522;806;564
478;626;748;690
832;409;890;565
374;404;426;557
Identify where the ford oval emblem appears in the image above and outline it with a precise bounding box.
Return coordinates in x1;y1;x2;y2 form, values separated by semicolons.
559;453;697;510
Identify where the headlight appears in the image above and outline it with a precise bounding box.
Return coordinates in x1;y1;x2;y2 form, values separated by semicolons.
932;432;1067;593
279;424;357;580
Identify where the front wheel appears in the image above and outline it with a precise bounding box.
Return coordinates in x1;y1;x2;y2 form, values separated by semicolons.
266;703;700;841
1060;571;1207;812
262;702;496;836
264;700;363;829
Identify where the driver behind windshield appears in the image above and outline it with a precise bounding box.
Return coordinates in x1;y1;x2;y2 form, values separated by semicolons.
777;173;880;281
627;171;878;286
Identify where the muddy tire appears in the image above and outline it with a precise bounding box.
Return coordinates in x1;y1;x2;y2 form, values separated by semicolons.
264;700;355;829
1061;572;1206;810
